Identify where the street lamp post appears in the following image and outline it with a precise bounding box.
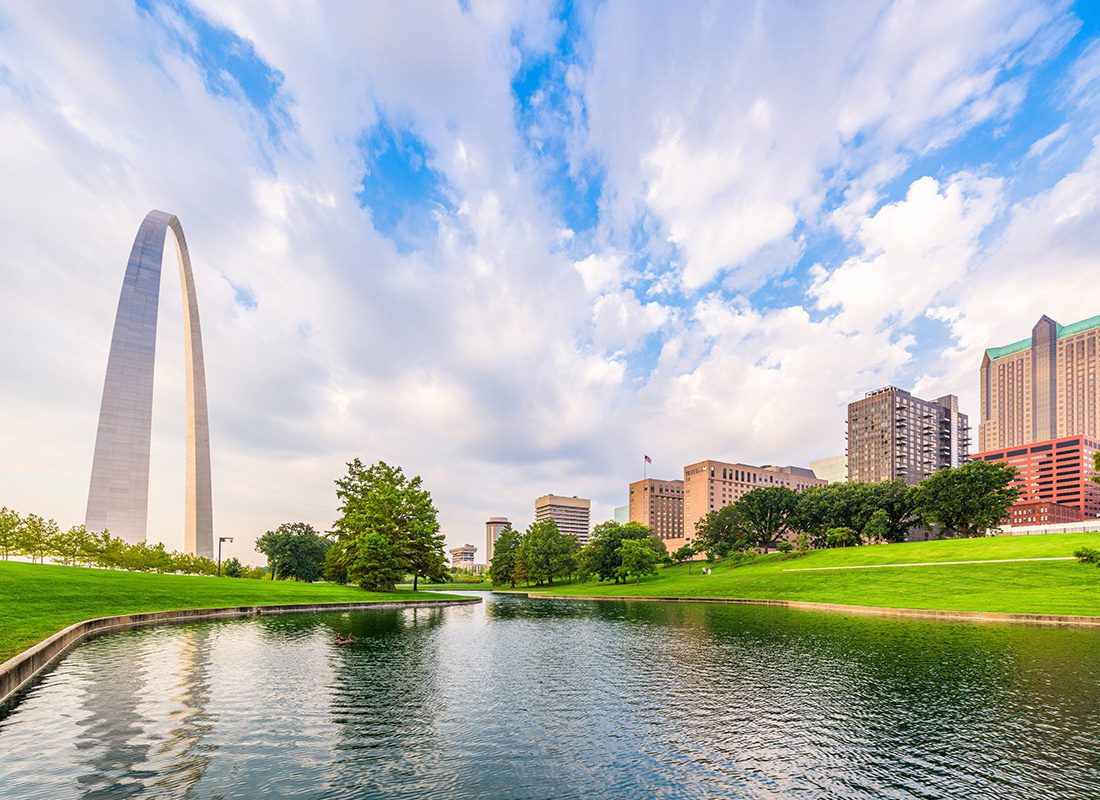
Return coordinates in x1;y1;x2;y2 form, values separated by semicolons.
217;536;234;577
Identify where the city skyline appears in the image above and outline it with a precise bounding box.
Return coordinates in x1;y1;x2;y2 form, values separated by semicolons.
2;2;1100;560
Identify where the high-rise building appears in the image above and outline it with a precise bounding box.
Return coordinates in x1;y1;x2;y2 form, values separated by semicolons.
484;517;511;563
809;455;848;484
534;495;591;545
613;505;629;524
972;434;1100;521
979;314;1100;451
679;461;826;551
449;543;477;569
628;479;684;543
847;386;969;485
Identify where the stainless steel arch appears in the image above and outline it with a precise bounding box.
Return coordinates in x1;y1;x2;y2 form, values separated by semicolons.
86;210;213;558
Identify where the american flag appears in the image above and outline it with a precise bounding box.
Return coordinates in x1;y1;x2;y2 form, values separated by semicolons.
644;454;652;463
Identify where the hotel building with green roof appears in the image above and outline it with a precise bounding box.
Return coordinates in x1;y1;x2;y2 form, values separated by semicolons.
979;314;1100;451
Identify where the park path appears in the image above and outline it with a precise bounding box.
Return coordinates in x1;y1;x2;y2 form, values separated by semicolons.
784;556;1076;572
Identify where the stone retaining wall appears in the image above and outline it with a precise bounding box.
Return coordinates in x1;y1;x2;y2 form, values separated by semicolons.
526;593;1100;628
0;597;480;707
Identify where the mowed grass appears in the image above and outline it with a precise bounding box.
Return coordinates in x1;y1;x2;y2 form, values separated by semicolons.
510;533;1100;617
0;561;463;662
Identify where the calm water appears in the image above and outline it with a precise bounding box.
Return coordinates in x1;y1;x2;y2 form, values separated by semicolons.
2;593;1099;799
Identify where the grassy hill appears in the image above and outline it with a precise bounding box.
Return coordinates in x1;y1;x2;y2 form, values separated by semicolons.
496;533;1100;617
0;561;461;662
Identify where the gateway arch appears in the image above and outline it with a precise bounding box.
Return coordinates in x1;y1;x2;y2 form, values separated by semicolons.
86;210;213;558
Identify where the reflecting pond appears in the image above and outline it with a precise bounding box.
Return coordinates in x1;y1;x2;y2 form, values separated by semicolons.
1;593;1099;799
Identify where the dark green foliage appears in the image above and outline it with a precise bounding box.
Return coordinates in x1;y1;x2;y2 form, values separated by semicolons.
861;509;890;544
825;527;860;548
222;557;243;578
733;486;801;553
693;505;750;557
915;460;1020;538
1074;547;1100;566
616;537;660;583
488;528;523;587
517;520;578;586
330;459;446;591
346;532;405;591
578;521;654;583
255;522;331;582
323;546;349;583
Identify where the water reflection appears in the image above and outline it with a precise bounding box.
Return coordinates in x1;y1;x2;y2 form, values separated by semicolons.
0;595;1098;800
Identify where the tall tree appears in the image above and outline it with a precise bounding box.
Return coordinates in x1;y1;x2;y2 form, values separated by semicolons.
19;514;58;563
346;532;405;591
488;528;523;587
578;520;652;583
331;459;445;591
693;505;750;557
0;507;20;560
516;520;575;586
735;486;801;553
256;522;331;582
916;460;1020;538
616;538;661;584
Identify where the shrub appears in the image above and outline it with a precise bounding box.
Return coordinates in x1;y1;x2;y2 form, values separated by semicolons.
1074;547;1100;566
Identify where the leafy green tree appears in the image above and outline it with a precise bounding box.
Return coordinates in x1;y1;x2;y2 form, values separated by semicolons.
517;520;576;586
734;486;800;553
1075;547;1100;566
222;557;243;578
825;527;859;547
616;538;660;583
488;528;523;587
579;520;653;583
256;522;331;582
672;543;696;572
51;524;91;565
795;530;811;556
861;509;890;544
322;546;349;583
916;461;1020;538
347;532;405;590
19;514;58;563
0;507;20;560
693;504;749;557
331;459;445;591
865;481;921;542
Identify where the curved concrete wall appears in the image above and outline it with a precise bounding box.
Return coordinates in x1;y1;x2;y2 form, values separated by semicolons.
0;597;480;707
527;594;1100;628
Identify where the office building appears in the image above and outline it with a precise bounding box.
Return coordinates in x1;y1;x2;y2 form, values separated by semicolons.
1006;501;1083;527
449;543;477;569
972;434;1100;522
809;455;848;484
613;505;629;524
484;517;511;562
534;495;591;545
979;314;1100;451
628;479;684;543
679;461;826;552
847;386;969;485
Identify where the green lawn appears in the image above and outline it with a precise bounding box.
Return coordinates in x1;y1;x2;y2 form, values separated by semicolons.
399;582;492;591
0;561;463;662
497;533;1100;617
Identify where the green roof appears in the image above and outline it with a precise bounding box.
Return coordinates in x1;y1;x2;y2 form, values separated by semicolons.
985;314;1100;361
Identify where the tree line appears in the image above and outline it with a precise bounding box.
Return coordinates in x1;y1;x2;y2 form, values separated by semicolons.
489;519;667;587
0;506;264;576
692;460;1020;558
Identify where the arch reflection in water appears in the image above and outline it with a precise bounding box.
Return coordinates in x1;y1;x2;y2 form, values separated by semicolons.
0;595;1098;799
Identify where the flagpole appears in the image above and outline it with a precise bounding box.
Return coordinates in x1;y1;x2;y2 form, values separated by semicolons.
643;455;647;480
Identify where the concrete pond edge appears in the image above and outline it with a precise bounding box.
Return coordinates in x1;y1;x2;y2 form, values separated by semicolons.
511;592;1100;628
0;597;481;708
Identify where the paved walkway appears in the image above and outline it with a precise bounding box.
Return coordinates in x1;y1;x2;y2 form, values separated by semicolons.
784;556;1076;572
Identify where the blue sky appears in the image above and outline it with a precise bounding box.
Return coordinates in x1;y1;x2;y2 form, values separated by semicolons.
2;1;1100;556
